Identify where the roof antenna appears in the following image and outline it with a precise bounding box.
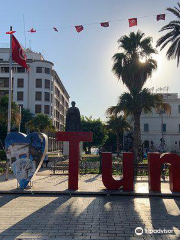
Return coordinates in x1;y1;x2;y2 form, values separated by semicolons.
29;40;32;50
23;14;27;49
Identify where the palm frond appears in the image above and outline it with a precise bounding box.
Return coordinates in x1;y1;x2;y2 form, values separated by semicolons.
113;30;157;92
167;7;180;19
156;3;180;66
166;38;180;60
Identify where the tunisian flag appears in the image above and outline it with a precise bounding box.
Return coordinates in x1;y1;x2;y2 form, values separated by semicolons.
128;18;137;27
100;22;109;27
157;14;165;21
12;35;29;70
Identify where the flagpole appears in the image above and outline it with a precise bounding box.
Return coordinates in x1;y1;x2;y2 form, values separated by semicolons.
7;26;13;134
6;26;13;181
18;105;21;132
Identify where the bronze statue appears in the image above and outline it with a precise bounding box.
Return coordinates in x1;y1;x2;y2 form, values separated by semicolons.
65;101;82;131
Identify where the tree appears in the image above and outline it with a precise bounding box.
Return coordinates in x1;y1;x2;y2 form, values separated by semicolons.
0;95;20;127
112;31;157;93
26;113;55;133
103;131;117;153
106;115;131;156
111;31;158;161
81;116;108;154
156;2;180;66
0;95;20;147
107;89;171;162
20;108;33;133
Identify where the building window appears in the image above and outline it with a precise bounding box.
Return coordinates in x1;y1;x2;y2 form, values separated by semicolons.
44;105;50;114
56;110;60;119
55;86;60;97
3;78;14;87
45;79;50;89
144;124;149;132
45;68;51;74
17;91;23;101
4;78;9;87
17;67;25;73
17;79;24;88
36;67;42;73
35;92;42;101
162;124;166;132
45;92;50;101
35;105;41;113
36;79;42;88
1;67;9;73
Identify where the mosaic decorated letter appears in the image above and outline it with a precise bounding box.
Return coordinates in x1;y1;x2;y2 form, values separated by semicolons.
5;132;48;190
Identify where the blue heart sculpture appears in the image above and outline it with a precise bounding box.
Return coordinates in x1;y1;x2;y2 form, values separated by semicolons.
5;132;48;190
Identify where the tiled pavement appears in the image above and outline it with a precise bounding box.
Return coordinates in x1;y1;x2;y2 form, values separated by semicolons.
0;172;179;239
0;195;179;239
0;171;173;194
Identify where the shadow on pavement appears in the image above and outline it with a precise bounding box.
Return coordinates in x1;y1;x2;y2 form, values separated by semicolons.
0;194;179;239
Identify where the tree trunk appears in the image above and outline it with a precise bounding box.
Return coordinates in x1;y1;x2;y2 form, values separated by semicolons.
116;133;120;157
133;112;141;164
88;146;91;154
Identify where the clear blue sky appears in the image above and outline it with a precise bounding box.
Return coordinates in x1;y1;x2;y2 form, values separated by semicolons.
1;0;179;121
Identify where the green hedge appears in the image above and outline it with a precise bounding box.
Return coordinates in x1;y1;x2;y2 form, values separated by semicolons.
0;150;7;161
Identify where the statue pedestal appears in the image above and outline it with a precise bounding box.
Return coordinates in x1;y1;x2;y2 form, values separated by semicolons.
63;142;83;156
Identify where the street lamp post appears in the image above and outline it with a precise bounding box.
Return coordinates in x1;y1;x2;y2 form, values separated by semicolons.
159;110;165;152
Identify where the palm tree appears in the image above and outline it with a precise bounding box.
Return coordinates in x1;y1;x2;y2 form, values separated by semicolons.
112;31;157;93
26;113;55;133
106;115;131;156
112;31;158;162
0;95;20;127
107;89;171;162
156;2;180;66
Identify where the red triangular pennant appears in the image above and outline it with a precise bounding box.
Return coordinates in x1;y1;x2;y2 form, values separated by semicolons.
6;31;16;34
28;28;36;33
75;25;84;33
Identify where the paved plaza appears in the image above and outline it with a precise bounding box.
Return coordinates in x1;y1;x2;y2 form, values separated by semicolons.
0;170;174;195
0;171;179;239
0;194;179;240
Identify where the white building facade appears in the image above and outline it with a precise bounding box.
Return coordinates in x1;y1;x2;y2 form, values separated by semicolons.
0;48;69;151
141;93;180;152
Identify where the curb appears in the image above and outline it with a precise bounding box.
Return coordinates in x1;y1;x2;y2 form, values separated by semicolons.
0;190;179;198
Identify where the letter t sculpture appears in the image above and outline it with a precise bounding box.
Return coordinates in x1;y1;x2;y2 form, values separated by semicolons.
56;132;93;190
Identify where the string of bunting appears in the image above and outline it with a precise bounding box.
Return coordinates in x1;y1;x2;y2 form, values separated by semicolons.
6;13;166;35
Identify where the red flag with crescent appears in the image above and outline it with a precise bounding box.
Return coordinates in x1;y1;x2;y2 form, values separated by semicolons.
12;35;29;70
157;14;165;21
128;18;137;27
100;22;109;27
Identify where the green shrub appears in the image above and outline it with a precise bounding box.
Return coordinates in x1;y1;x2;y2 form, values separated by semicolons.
0;150;7;161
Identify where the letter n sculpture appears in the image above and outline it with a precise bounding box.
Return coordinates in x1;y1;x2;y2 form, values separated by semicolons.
148;153;180;192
